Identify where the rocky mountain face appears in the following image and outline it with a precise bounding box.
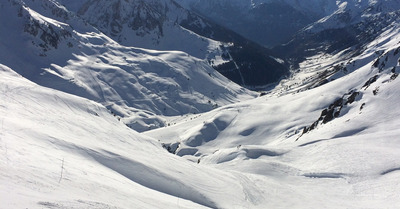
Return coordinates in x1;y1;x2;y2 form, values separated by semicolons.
176;0;400;68
273;0;400;63
3;0;398;131
174;0;334;47
61;0;289;89
0;0;259;131
72;0;206;54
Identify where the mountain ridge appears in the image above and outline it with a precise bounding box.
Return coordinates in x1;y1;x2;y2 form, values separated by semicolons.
63;0;289;88
0;0;257;132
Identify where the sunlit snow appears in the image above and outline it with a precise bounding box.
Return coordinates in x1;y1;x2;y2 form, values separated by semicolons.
1;0;400;208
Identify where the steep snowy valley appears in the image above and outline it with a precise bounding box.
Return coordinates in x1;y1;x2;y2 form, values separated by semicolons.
146;23;400;208
1;0;400;208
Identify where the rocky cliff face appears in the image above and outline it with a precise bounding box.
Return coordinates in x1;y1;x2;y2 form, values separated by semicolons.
174;0;327;47
0;0;258;132
70;0;289;89
273;0;400;65
77;0;168;40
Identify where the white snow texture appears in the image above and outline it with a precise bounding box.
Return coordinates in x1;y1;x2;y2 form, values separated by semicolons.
1;0;400;208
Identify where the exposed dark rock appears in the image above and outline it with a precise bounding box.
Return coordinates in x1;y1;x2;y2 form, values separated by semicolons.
391;73;398;81
360;103;366;111
273;9;400;65
298;90;361;139
372;57;380;68
363;75;379;90
161;142;180;154
345;91;360;105
23;14;72;52
373;87;380;95
394;46;400;55
259;92;267;97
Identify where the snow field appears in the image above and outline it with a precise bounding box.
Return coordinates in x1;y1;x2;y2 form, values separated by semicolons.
2;0;400;208
0;64;249;208
146;23;400;208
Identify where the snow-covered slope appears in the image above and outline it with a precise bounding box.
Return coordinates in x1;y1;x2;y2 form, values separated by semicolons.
66;0;219;59
303;0;400;33
146;21;400;208
3;0;289;91
4;27;400;206
0;64;261;209
0;0;256;131
147;23;400;158
177;0;400;53
2;0;400;208
174;0;336;47
274;0;400;61
283;0;338;17
59;0;289;88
